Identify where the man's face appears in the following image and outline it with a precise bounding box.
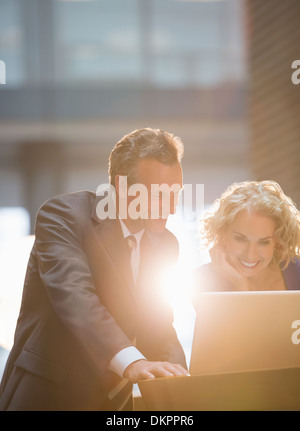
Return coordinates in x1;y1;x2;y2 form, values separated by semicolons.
116;158;183;234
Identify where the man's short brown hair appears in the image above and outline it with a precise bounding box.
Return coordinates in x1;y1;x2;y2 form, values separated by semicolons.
108;128;184;186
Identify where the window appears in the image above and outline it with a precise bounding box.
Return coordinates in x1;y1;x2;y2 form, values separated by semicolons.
0;207;32;350
0;0;24;86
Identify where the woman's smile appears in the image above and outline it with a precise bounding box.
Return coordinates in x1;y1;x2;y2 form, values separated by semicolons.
223;210;277;279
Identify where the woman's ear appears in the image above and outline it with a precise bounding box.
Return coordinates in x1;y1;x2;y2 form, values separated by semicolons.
273;240;284;262
218;232;226;251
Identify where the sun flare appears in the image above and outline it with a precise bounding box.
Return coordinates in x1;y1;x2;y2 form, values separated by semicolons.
159;262;197;366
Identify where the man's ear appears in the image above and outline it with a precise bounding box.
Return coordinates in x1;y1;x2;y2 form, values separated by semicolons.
115;175;120;196
115;175;128;198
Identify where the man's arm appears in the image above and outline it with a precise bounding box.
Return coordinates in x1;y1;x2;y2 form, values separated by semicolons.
35;194;133;370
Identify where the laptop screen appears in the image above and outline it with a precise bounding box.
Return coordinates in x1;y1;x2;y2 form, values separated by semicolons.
189;291;300;375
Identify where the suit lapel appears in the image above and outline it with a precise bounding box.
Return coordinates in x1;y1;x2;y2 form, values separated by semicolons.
90;195;136;298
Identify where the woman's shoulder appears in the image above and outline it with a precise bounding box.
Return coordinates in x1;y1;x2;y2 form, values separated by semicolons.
282;257;300;290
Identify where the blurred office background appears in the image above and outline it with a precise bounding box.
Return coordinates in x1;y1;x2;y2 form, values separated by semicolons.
0;0;300;376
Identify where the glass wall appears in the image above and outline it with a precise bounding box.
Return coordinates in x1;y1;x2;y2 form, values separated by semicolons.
0;0;246;89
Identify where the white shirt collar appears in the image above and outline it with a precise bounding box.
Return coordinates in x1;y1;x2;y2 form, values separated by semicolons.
118;217;144;244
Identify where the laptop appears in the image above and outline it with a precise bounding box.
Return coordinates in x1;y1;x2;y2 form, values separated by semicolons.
138;291;300;411
189;290;300;375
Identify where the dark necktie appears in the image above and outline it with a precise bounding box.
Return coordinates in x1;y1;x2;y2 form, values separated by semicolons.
126;235;137;251
126;235;139;283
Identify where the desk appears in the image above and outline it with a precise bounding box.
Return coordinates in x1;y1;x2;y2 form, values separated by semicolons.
138;367;300;411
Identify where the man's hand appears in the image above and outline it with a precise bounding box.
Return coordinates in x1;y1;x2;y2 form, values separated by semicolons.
123;359;189;383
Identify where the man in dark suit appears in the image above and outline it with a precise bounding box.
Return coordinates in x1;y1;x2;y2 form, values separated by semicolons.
0;128;188;411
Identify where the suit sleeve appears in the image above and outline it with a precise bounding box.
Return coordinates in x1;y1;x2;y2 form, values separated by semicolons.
34;195;133;371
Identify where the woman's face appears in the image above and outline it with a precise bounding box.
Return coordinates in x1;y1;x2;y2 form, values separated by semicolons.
222;210;277;277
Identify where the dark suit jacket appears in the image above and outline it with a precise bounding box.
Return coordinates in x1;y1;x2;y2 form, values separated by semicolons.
0;191;186;411
193;259;300;292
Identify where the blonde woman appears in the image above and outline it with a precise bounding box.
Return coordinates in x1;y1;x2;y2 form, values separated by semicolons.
194;180;300;291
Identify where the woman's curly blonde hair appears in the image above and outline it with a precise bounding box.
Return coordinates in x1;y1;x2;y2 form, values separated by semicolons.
200;180;300;268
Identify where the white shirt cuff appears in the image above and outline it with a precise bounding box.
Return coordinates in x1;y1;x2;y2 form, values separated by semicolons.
108;347;146;378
